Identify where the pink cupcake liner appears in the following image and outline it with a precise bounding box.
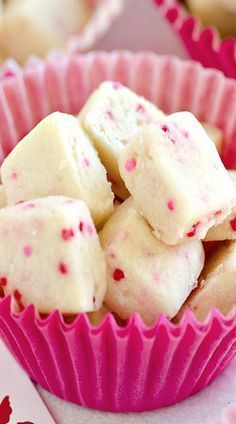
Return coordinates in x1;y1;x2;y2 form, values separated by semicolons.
154;0;236;79
0;51;235;411
65;0;125;54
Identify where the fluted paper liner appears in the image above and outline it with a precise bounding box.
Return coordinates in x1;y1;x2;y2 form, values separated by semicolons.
0;51;235;411
154;0;236;79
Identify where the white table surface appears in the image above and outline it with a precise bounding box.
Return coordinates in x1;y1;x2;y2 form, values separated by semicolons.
39;356;236;424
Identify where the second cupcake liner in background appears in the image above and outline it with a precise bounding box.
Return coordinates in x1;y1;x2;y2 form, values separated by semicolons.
0;52;236;412
154;0;236;79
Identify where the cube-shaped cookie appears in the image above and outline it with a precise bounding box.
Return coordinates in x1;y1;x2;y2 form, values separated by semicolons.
201;122;223;154
206;171;236;241
0;0;90;63
177;241;236;321
100;198;204;325
0;196;106;313
79;81;164;199
1;112;114;228
119;112;235;245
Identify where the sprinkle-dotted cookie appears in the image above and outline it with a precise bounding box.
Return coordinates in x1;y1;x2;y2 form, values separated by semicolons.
1;112;114;229
100;198;204;325
0;185;6;208
205;171;236;241
119;112;235;245
0;0;90;64
79;81;164;200
177;241;236;321
201;122;223;154
0;196;106;314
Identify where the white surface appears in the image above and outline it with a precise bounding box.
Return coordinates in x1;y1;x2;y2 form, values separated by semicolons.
39;357;236;424
0;341;54;424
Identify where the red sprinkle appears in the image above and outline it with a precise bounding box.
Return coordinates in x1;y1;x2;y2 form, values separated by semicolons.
230;216;236;231
15;200;25;205
167;200;175;211
215;210;222;216
113;269;125;282
136;103;145;113
93;296;96;303
0;277;7;287
125;158;137;172
23;245;32;257
161;125;169;133
106;110;115;120
61;228;74;241
187;222;200;238
13;289;24;311
13;289;21;301
58;262;68;275
79;221;84;232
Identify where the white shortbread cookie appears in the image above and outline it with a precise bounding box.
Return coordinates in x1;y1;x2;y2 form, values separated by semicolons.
1;112;114;229
79;81;164;200
100;198;204;325
0;196;106;314
177;241;236;321
119;112;235;245
0;0;90;63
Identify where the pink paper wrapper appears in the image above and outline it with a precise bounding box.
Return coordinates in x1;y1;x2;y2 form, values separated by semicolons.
0;51;236;412
154;0;236;79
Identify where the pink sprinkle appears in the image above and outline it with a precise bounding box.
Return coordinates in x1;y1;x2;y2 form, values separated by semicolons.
167;200;175;211
113;82;123;90
152;272;160;283
113;268;125;282
214;210;222;216
136;103;145;113
230;216;236;231
61;228;74;241
83;157;90;167
2;69;16;78
11;172;18;180
187;222;201;238
79;221;84;232
58;262;68;275
106;110;115;120
24;203;36;209
64;199;76;204
182;130;189;138
23;245;32;257
161;125;169;133
0;277;7;287
86;224;94;235
125;158;137;172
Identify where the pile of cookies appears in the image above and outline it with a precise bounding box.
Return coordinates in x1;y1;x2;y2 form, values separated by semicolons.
0;81;235;325
0;0;91;64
